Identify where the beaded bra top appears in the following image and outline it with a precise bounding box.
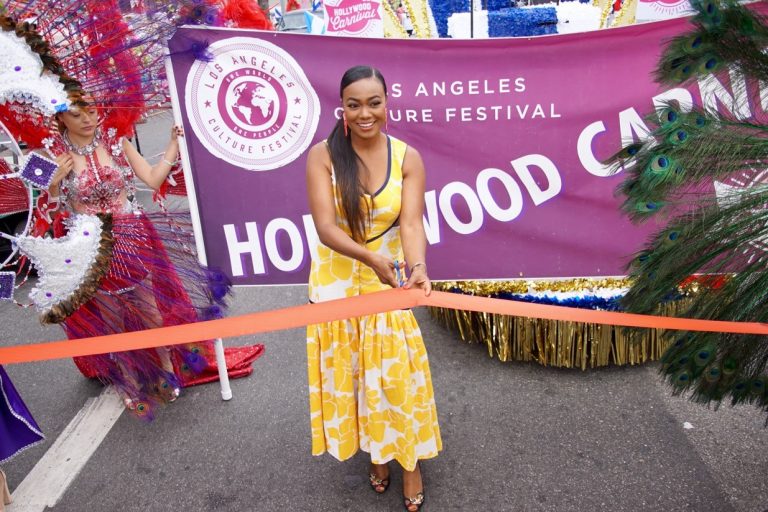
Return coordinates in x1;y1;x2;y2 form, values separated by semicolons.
62;159;133;214
45;128;137;215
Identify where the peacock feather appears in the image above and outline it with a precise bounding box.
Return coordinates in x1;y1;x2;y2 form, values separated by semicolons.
607;105;768;222
656;0;768;86
608;0;768;415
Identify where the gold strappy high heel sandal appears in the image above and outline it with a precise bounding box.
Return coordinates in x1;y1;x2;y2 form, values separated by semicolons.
403;491;425;512
403;463;424;511
368;463;390;494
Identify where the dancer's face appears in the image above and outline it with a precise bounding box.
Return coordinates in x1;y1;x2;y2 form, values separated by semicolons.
341;77;387;140
58;105;99;139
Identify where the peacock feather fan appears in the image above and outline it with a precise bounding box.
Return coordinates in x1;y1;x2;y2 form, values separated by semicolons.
656;0;768;86
620;171;768;415
608;0;768;416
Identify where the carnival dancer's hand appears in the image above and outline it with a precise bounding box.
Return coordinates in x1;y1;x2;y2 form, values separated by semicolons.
51;153;74;187
368;252;398;288
404;264;431;296
171;125;184;141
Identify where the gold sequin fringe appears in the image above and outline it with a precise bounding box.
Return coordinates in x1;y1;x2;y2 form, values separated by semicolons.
429;280;690;370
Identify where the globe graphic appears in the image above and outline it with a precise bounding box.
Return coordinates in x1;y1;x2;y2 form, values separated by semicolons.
230;81;275;127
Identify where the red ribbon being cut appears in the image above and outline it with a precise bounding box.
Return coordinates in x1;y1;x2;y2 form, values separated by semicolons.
1;288;767;365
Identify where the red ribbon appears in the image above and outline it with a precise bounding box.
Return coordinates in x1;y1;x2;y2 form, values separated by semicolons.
2;288;766;365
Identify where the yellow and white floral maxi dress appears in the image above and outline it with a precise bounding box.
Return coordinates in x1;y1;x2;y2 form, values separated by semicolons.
307;136;441;471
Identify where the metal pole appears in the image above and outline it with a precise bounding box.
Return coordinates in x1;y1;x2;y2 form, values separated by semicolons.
163;54;233;401
470;0;474;38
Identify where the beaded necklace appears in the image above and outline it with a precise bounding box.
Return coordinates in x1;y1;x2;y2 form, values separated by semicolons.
63;129;102;183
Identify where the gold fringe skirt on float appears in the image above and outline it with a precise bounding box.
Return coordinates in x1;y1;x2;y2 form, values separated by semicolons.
428;279;694;370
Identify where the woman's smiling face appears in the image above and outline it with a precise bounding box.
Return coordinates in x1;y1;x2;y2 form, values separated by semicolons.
341;76;387;140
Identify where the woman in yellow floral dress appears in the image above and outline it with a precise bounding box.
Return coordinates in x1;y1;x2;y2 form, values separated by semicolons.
305;65;441;512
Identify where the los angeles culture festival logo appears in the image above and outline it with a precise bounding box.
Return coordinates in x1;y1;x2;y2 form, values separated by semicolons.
185;37;320;171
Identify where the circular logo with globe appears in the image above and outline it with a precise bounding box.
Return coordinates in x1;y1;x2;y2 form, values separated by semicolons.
186;37;321;171
640;0;693;16
223;75;285;136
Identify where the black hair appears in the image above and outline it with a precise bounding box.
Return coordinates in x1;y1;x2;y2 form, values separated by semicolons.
327;65;387;243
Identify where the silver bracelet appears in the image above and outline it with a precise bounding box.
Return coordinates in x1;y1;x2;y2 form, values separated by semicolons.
410;262;426;272
162;158;177;166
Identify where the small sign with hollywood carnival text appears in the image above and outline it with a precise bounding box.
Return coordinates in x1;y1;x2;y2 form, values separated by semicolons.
323;0;384;37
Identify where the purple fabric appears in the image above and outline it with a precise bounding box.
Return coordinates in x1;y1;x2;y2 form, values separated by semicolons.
20;153;58;189
63;211;224;419
0;365;44;463
0;272;15;301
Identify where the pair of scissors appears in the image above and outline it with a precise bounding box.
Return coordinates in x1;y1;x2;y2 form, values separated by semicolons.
394;260;406;287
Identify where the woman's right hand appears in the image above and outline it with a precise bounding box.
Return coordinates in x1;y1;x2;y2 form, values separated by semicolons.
367;252;398;288
51;153;74;187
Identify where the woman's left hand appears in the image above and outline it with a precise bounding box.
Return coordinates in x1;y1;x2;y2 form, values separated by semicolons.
403;266;431;296
171;125;184;141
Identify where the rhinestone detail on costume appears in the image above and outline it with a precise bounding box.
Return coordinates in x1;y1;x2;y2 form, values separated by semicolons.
62;162;129;214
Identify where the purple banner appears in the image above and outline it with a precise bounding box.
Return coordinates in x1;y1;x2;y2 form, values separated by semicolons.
167;16;766;285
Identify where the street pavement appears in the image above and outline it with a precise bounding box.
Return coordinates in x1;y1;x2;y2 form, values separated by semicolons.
0;115;766;512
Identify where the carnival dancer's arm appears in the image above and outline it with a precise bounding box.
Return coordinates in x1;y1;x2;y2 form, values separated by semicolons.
122;125;184;190
400;146;431;296
306;142;399;288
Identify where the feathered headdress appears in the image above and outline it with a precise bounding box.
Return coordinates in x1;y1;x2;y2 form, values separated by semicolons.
0;0;273;308
0;0;275;146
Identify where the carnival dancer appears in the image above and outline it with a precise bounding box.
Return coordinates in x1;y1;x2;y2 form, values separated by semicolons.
39;101;229;417
0;4;264;420
0;365;44;510
305;66;440;512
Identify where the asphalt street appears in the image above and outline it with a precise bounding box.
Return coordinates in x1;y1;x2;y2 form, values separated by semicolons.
0;114;766;512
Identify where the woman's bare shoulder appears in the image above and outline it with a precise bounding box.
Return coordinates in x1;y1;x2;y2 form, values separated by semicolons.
402;142;424;173
306;141;332;175
404;143;421;159
308;140;332;161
